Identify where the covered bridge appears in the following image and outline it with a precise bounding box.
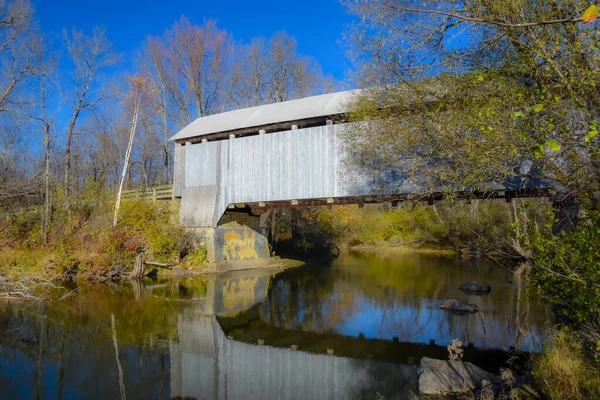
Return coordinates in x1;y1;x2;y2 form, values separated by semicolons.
170;89;550;264
170;89;369;229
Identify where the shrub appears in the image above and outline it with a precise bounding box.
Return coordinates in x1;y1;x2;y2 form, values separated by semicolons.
119;200;166;232
296;199;550;257
146;226;180;263
2;210;41;249
0;185;210;279
182;248;207;268
531;213;600;326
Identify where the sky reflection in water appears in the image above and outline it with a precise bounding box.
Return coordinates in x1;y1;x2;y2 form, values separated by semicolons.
260;251;552;352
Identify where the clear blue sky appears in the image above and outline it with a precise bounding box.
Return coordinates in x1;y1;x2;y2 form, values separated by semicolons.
32;0;355;83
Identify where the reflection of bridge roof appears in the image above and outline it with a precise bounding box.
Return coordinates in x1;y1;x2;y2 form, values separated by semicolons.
170;89;361;142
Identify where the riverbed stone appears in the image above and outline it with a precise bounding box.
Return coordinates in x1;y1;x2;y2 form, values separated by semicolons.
440;299;479;313
459;282;492;295
418;357;497;395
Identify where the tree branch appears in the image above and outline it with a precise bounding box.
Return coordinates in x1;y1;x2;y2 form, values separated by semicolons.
381;2;583;28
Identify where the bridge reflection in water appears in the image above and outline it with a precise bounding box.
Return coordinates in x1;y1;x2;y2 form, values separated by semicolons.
170;314;418;400
168;254;550;400
170;268;418;400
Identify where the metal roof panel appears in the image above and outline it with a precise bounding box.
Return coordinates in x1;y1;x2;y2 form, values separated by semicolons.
170;89;361;141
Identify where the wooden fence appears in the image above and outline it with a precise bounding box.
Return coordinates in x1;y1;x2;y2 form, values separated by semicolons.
120;185;174;202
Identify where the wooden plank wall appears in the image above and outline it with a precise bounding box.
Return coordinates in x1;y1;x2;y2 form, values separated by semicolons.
176;123;366;227
179;185;219;227
173;143;186;197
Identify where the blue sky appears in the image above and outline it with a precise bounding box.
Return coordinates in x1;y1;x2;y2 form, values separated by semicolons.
32;0;355;83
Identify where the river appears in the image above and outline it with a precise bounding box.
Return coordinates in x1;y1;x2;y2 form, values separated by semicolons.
0;251;553;399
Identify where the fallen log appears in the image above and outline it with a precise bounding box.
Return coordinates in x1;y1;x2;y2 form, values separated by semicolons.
144;261;169;268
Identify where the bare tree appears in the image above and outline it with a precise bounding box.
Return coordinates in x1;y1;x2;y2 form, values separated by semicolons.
266;32;317;103
0;0;34;114
62;26;119;198
136;113;162;189
140;19;235;185
27;34;59;244
143;18;234;128
139;40;175;184
0;119;40;208
230;31;329;108
83;113;121;187
230;38;267;107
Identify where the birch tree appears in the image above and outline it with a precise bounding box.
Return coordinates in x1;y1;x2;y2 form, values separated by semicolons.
113;76;147;227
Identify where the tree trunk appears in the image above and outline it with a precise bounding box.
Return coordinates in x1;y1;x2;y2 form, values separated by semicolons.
130;279;144;299
270;209;277;256
56;332;65;400
114;98;140;227
161;89;171;184
129;253;145;280
41;121;51;244
63;109;81;199
34;318;47;400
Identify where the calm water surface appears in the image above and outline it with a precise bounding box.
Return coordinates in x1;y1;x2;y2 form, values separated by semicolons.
0;251;553;399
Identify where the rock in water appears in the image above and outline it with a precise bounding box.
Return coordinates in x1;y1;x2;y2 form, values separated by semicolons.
418;357;498;395
459;282;492;295
441;299;479;313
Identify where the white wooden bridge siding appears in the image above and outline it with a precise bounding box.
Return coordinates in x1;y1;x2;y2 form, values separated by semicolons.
178;123;365;227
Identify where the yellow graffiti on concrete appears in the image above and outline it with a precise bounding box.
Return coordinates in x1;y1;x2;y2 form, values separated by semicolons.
223;230;259;261
222;277;260;310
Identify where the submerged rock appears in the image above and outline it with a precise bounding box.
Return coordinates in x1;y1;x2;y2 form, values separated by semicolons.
459;282;492;295
418;357;498;395
440;299;479;314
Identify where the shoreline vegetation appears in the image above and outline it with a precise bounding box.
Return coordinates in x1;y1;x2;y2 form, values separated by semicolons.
2;190;541;285
0;192;579;286
272;198;550;262
346;245;457;256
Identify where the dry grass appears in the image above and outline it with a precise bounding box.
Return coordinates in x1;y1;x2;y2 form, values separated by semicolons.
532;330;600;400
0;248;58;279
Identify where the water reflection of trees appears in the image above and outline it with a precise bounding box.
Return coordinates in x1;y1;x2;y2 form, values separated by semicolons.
0;272;274;399
0;279;198;399
263;266;356;333
261;253;554;351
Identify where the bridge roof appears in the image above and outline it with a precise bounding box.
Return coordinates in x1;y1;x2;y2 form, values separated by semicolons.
170;89;361;142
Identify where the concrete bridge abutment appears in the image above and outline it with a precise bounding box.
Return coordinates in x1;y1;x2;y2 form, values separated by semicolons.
189;211;272;272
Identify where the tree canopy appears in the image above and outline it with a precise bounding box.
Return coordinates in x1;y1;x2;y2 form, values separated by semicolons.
342;0;600;209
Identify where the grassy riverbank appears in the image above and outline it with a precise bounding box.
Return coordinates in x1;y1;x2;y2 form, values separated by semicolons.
346;244;456;256
0;187;208;282
276;198;552;260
